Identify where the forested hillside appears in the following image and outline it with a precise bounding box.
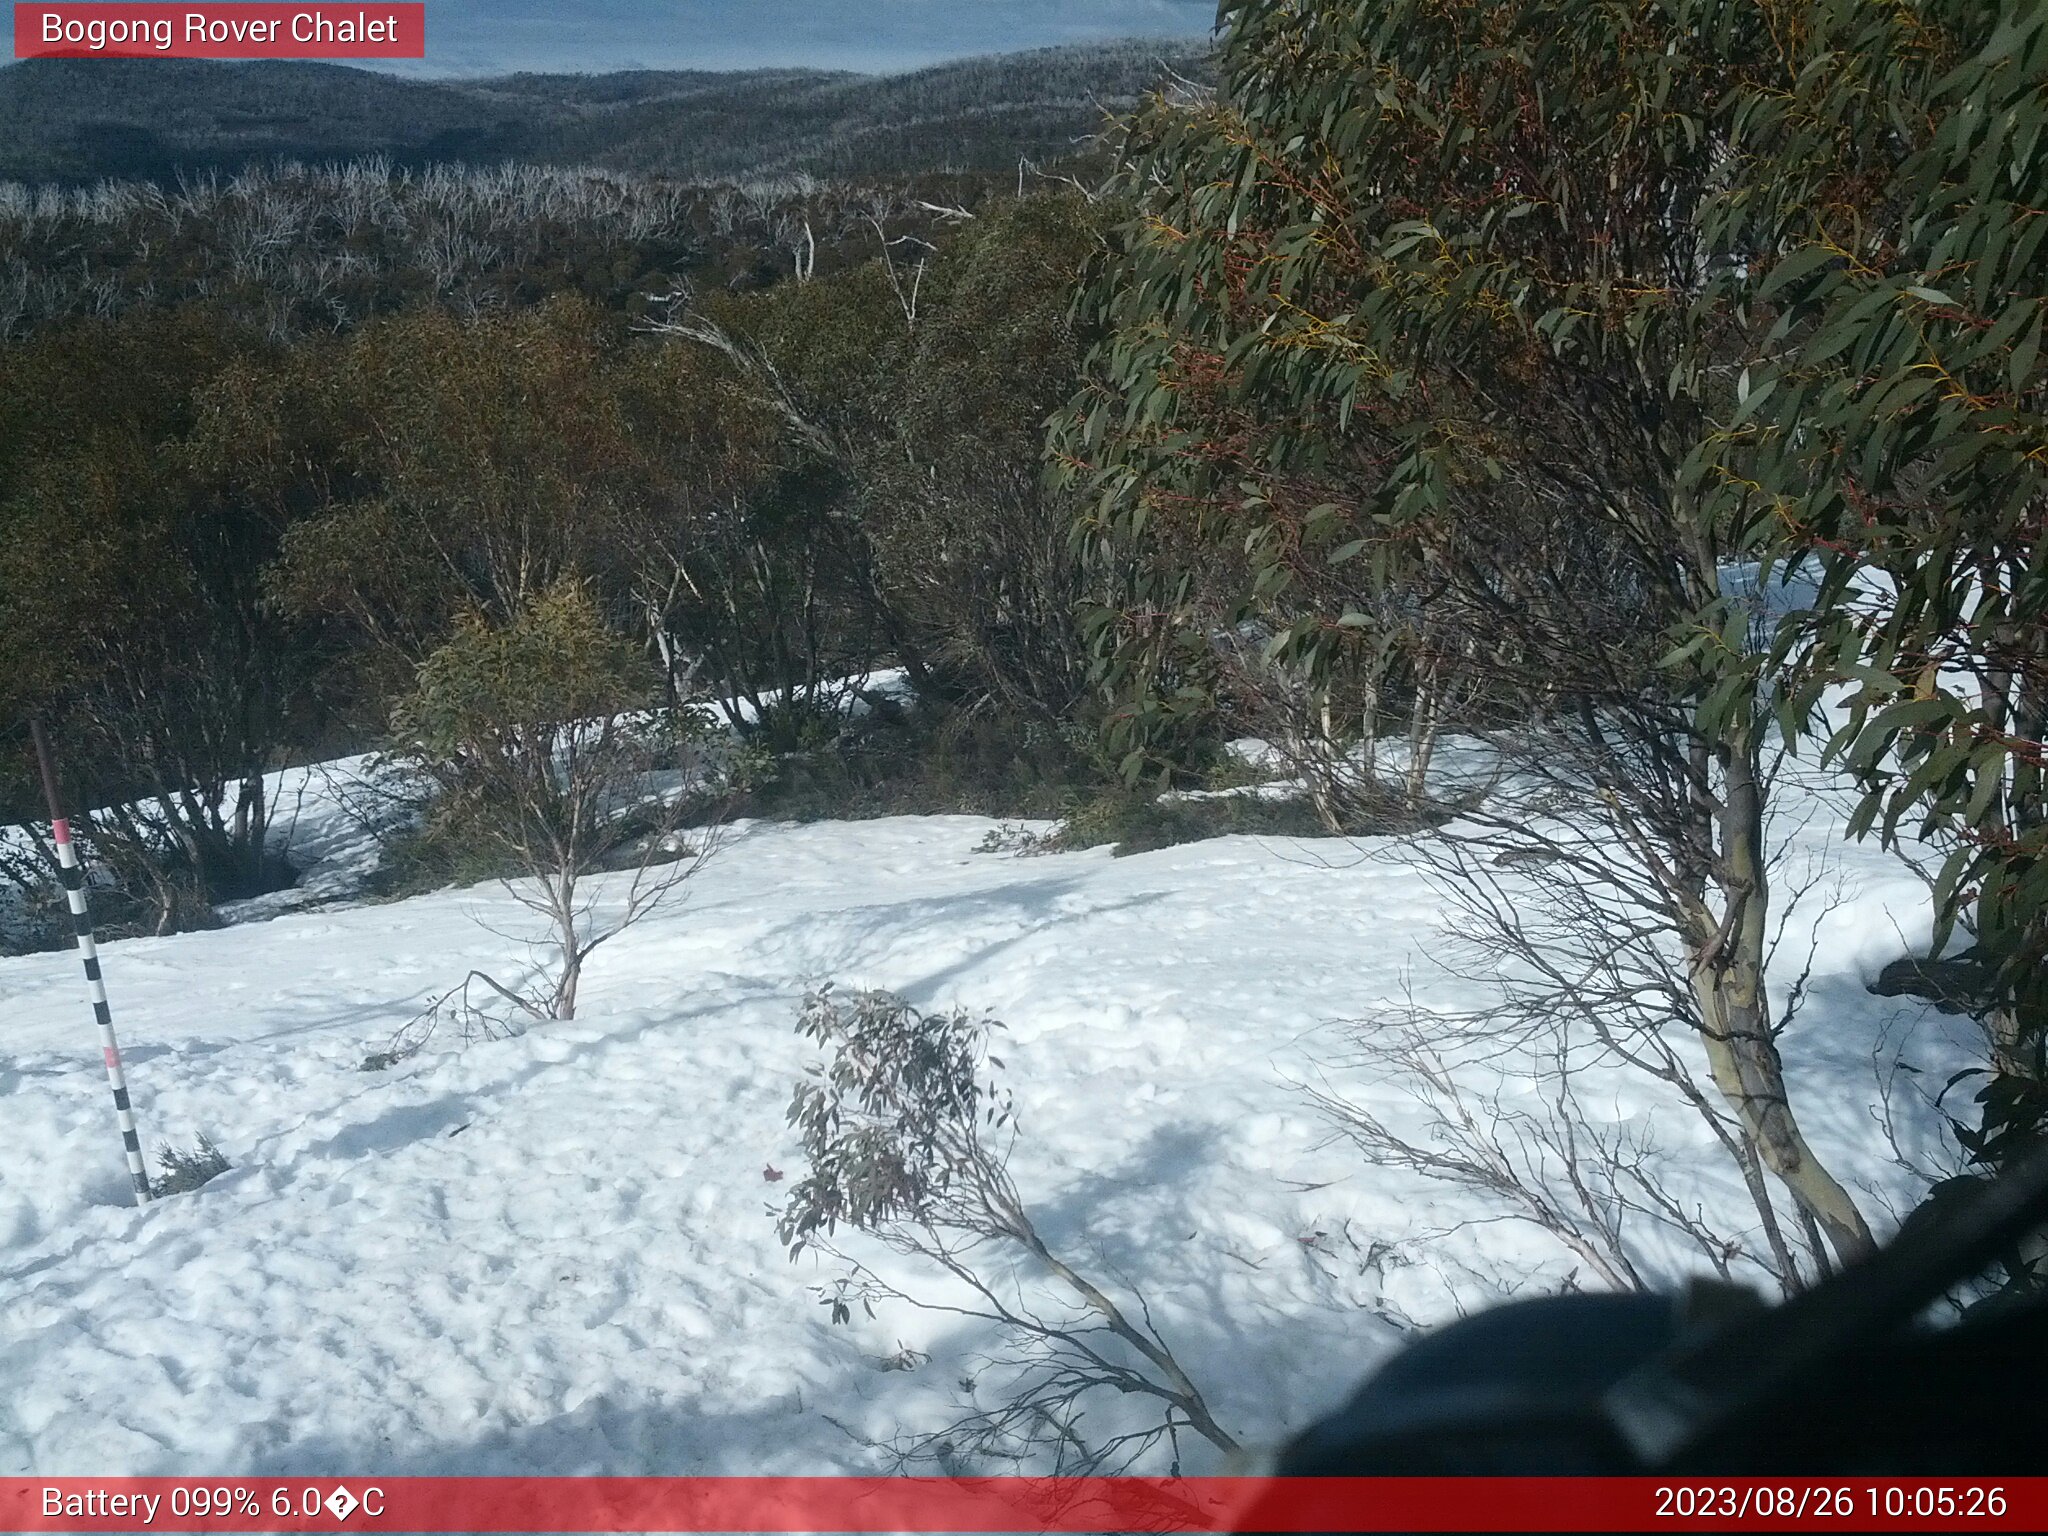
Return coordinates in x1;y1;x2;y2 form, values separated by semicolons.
0;39;1212;184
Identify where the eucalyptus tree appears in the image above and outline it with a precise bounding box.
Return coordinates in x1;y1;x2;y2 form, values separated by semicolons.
1730;1;2048;1172
1060;0;1879;1266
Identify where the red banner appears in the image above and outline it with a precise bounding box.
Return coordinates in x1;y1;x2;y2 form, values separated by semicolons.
14;4;424;59
1;1477;2042;1533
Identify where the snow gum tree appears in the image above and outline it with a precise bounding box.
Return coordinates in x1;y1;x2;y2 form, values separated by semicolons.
391;580;715;1024
1725;1;2048;1174
1060;0;1879;1264
0;312;324;930
652;193;1114;729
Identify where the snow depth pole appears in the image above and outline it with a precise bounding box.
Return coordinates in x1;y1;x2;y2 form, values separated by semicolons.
30;719;151;1205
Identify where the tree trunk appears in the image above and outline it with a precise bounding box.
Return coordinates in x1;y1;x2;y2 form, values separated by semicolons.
552;873;581;1021
554;955;581;1022
1295;685;1345;836
1357;653;1385;784
1690;723;1874;1268
1406;651;1442;813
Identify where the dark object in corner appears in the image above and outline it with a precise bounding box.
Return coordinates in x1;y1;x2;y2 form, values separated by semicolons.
1236;1147;2048;1520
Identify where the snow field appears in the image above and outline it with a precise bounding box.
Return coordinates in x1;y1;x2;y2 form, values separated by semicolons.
0;768;1978;1476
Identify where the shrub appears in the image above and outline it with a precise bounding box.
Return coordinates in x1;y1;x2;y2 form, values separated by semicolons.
386;580;728;1024
738;707;1111;824
778;986;1235;1472
1049;787;1358;858
363;795;531;901
152;1135;230;1197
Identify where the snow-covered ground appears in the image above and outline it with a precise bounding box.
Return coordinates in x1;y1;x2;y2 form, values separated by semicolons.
0;753;1980;1477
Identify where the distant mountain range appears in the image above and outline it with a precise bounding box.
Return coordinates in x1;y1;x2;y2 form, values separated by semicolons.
0;40;1214;185
4;0;1218;76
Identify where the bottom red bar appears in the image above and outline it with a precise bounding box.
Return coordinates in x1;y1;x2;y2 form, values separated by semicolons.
3;1477;2041;1533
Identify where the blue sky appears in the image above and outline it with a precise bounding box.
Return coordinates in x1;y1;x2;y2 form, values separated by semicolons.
410;0;1217;75
8;2;1218;76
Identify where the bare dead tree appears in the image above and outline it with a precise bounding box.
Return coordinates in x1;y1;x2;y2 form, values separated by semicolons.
864;212;936;329
641;304;843;464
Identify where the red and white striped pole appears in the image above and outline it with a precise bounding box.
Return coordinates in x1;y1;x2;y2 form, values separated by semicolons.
29;719;151;1206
